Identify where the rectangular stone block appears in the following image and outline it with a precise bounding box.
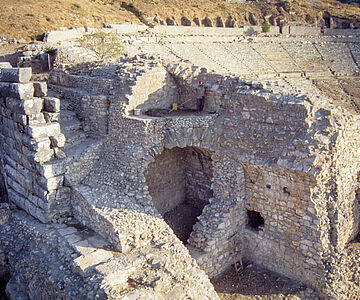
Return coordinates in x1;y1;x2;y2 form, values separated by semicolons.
37;160;66;177
2;144;33;170
5;97;43;115
36;196;51;211
50;134;66;148
4;164;33;190
7;187;26;210
26;137;51;151
28;113;46;125
33;81;47;97
0;82;34;99
6;176;29;198
37;174;64;190
0;67;32;83
0;62;12;68
27;149;54;163
13;113;28;125
26;122;61;138
44;97;60;113
44;112;59;123
32;183;57;200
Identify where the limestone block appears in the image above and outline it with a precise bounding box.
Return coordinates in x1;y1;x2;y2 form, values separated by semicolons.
0;82;34;99
54;148;66;159
0;62;12;68
28;113;46;125
43;97;60;113
6;177;29;198
7;187;26;210
13;113;28;125
26;148;54;163
50;134;66;148
37;160;66;178
33;81;48;97
26;137;51;151
29;194;50;210
0;67;32;83
38;174;64;190
44;112;59;123
26;122;61;138
4;164;32;190
5;97;42;115
35;206;50;223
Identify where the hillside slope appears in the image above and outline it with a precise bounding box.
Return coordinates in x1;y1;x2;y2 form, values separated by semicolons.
1;0;360;40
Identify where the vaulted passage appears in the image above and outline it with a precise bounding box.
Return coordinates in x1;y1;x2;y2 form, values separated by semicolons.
145;147;213;243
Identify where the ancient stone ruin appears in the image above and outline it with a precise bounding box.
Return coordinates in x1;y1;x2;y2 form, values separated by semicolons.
0;25;360;299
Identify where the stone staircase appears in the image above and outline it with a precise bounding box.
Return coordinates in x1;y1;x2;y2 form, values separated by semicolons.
56;96;103;188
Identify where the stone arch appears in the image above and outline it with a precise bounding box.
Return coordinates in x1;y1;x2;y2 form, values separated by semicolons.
144;146;214;243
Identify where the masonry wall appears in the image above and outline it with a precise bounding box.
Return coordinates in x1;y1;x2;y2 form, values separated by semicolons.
0;67;71;223
44;58;360;298
127;66;178;113
144;147;186;215
242;163;322;286
184;147;213;209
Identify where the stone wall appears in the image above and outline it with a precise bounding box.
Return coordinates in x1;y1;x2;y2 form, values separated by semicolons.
144;147;186;214
242;163;322;287
0;67;70;223
1;34;360;298
127;65;178;114
184;147;213;209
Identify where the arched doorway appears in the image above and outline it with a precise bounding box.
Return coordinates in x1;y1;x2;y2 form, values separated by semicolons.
145;146;213;243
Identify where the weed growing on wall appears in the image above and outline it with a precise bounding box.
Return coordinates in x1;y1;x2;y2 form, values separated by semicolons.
262;21;271;33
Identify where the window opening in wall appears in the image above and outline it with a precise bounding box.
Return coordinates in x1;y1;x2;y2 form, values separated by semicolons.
247;210;264;231
144;147;213;244
266;184;271;189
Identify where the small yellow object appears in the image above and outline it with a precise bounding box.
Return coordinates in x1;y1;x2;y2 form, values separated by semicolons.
172;103;178;110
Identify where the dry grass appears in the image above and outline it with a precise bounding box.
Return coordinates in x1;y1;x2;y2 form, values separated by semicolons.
0;0;359;40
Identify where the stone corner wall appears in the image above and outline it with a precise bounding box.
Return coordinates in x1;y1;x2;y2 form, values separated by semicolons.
0;66;69;223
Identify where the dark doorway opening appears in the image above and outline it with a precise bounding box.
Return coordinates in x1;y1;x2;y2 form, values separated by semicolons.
0;272;10;300
247;210;264;231
145;147;213;243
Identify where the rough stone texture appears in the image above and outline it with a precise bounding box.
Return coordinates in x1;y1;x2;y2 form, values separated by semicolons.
1;26;360;299
0;68;32;83
0;82;34;99
33;81;48;97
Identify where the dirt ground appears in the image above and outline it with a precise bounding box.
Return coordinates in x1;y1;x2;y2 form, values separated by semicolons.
0;0;360;41
212;263;308;300
164;202;203;243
